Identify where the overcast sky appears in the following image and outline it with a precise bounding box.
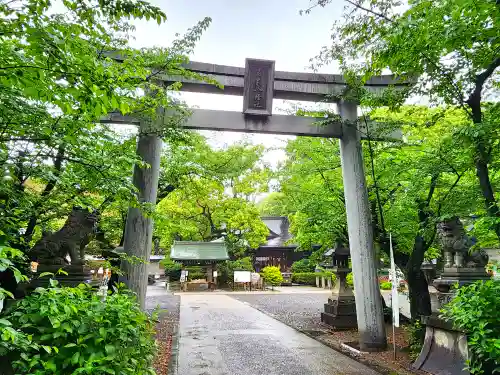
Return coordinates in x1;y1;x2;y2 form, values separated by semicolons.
127;0;344;164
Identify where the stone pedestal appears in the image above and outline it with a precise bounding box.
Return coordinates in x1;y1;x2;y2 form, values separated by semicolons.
413;263;490;375
29;264;96;289
413;314;469;375
434;267;489;292
321;293;358;329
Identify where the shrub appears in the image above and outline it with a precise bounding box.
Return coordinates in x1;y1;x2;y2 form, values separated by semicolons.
217;257;254;285
291;272;336;286
230;257;254;271
405;320;425;361
291;258;315;273
188;271;206;281
323;271;337;285
291;272;317;285
346;272;354;288
186;265;203;273
441;280;500;375
160;257;182;280
261;266;283;288
2;283;157;375
380;281;392;290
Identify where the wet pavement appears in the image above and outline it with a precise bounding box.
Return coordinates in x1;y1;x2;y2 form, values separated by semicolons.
145;283;180;315
176;294;379;375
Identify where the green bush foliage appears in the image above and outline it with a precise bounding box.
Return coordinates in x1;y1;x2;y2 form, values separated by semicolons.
291;258;315;273
380;281;392;290
2;283;157;375
217;257;254;285
160;257;182;280
261;266;283;287
230;257;254;271
405;320;426;361
323;271;337;285
346;272;354;288
188;272;206;281
441;280;500;375
291;272;317;285
292;272;337;285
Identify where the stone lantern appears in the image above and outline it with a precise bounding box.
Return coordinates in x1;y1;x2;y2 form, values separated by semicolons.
321;241;357;329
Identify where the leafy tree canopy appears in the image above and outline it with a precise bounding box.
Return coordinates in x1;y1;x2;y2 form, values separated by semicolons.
155;135;270;257
0;0;211;253
307;0;500;241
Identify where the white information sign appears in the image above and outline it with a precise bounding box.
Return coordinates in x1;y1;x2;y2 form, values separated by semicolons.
180;270;188;283
213;270;218;278
251;273;260;283
233;270;251;283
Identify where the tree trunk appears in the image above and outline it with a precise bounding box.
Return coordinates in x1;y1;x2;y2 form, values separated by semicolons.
371;184;433;320
468;86;500;239
121;123;162;310
406;236;432;319
475;156;500;239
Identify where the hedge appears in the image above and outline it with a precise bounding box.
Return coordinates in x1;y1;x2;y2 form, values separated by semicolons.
291;259;315;273
188;271;206;281
380;281;392;290
292;272;337;286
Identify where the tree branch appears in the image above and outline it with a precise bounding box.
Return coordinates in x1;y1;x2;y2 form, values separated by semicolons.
24;144;66;240
344;0;393;22
437;173;463;217
466;57;500;110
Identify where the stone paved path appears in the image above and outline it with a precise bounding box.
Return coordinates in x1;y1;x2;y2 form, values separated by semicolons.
176;294;380;375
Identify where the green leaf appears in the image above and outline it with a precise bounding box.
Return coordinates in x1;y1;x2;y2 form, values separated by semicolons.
71;351;80;365
0;288;14;299
56;269;69;276
105;344;116;355
0;318;12;326
39;272;54;278
45;359;57;371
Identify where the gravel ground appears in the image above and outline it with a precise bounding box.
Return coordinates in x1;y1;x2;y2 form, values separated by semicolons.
146;285;180;375
231;293;329;334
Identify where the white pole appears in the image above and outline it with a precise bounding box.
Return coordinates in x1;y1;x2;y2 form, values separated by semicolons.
389;233;399;359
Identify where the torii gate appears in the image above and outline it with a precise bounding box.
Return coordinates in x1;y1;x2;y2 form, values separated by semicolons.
104;58;408;352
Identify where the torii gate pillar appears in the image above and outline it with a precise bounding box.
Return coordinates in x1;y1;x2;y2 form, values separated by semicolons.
338;100;387;351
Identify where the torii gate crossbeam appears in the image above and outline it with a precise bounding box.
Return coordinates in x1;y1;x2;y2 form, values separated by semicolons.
112;58;409;351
